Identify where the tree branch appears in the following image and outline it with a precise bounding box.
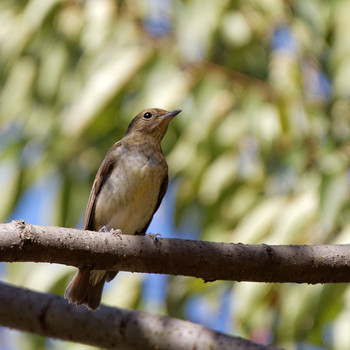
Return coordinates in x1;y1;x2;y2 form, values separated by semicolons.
0;283;277;350
1;220;350;283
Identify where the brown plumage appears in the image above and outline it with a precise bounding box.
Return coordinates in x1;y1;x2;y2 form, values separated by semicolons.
64;108;181;310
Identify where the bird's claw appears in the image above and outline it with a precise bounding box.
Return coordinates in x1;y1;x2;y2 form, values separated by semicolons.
148;233;162;243
110;228;122;235
110;228;123;239
99;226;122;238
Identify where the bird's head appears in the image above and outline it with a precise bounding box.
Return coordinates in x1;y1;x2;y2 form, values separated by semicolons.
125;108;181;143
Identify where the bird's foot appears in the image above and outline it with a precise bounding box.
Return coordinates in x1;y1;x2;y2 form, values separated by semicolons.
110;228;122;235
148;233;162;238
110;228;123;239
99;226;122;238
148;233;162;243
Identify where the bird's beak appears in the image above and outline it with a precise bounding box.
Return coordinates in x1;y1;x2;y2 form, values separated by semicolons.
163;110;182;119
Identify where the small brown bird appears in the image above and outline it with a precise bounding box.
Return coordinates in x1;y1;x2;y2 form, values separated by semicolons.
64;108;181;310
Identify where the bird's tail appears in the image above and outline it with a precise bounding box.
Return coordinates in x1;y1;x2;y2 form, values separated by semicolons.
64;269;107;310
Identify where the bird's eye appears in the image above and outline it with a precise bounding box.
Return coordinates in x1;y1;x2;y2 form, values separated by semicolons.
143;112;152;119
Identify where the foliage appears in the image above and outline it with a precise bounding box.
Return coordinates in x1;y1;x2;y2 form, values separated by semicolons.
0;0;350;349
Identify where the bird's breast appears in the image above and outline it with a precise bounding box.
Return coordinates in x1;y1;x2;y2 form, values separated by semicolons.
94;150;166;235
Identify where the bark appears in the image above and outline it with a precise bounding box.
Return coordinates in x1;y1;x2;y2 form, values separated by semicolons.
1;220;350;283
0;283;278;350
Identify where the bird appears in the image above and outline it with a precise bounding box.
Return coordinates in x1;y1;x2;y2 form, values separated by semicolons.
64;108;181;310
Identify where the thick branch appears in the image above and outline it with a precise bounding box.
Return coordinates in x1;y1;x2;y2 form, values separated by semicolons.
1;220;350;283
0;283;277;350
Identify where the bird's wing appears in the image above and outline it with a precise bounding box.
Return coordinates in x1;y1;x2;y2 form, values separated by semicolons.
83;141;122;230
139;173;169;235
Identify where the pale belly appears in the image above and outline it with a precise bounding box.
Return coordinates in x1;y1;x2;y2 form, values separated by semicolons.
93;155;165;235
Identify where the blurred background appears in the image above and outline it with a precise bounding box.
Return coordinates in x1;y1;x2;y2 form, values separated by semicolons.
1;0;350;349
